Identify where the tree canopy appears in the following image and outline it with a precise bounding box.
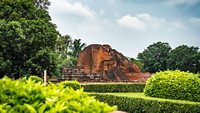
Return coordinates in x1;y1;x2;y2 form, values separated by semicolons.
0;0;59;79
138;42;200;73
167;45;200;73
69;39;86;58
138;42;171;73
0;0;51;21
66;39;86;68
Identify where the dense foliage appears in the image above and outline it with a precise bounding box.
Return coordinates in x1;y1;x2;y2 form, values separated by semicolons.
0;0;51;21
138;42;171;73
82;83;145;93
68;39;86;58
0;0;87;78
21;75;43;83
56;35;72;59
66;39;86;67
55;37;86;72
0;77;116;113
144;70;200;102
138;42;200;73
92;93;200;113
0;0;59;79
59;80;81;90
167;45;200;73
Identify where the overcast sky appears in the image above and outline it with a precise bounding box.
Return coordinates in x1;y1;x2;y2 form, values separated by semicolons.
48;0;200;58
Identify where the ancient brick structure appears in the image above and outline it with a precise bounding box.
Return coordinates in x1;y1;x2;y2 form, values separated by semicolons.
76;44;149;81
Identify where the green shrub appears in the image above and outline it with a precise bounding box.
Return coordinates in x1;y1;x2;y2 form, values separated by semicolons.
59;80;81;90
21;75;43;83
197;73;200;78
20;76;28;82
82;83;145;92
29;75;43;83
144;70;200;102
91;93;200;113
0;77;116;113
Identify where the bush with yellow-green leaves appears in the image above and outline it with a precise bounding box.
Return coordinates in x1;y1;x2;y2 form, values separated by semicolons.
144;70;200;102
21;75;43;83
0;77;116;113
59;80;81;90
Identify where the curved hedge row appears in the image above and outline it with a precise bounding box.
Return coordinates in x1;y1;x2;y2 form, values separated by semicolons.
0;77;116;113
91;93;200;113
82;83;145;92
144;70;200;102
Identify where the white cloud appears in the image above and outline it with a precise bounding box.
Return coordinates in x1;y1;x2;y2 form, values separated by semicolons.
49;0;95;18
117;13;186;31
117;13;166;31
117;15;146;30
108;0;116;5
166;0;200;6
190;17;200;25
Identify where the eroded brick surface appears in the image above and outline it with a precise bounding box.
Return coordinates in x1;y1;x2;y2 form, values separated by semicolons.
76;44;149;81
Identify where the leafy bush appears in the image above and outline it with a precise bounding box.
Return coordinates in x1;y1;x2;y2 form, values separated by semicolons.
29;76;43;83
59;80;81;90
91;93;200;113
197;73;200;78
82;83;145;92
20;76;28;82
21;75;43;83
0;77;116;113
144;70;200;102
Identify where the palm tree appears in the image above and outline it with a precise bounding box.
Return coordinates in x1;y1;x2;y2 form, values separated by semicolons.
56;34;72;58
69;39;86;58
66;39;86;67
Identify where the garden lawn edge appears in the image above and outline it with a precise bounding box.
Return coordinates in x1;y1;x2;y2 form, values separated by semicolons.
90;93;200;113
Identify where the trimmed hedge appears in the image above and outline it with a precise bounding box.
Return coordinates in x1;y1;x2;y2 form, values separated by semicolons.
82;83;145;92
91;93;200;113
0;77;116;113
144;70;200;102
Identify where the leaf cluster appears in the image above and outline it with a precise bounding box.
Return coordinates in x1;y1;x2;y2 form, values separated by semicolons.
0;0;59;78
0;77;116;113
138;42;200;73
138;42;171;73
21;75;43;83
59;80;81;90
144;70;200;102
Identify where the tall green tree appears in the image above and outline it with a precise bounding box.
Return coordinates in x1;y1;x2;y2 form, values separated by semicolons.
67;39;86;67
0;0;51;21
55;35;72;74
56;34;72;58
69;39;86;58
167;45;200;73
0;0;59;79
0;21;25;78
138;42;171;73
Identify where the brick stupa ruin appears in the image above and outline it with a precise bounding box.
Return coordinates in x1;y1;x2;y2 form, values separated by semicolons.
62;44;150;82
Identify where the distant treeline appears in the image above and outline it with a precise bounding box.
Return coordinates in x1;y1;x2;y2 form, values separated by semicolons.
132;42;200;73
